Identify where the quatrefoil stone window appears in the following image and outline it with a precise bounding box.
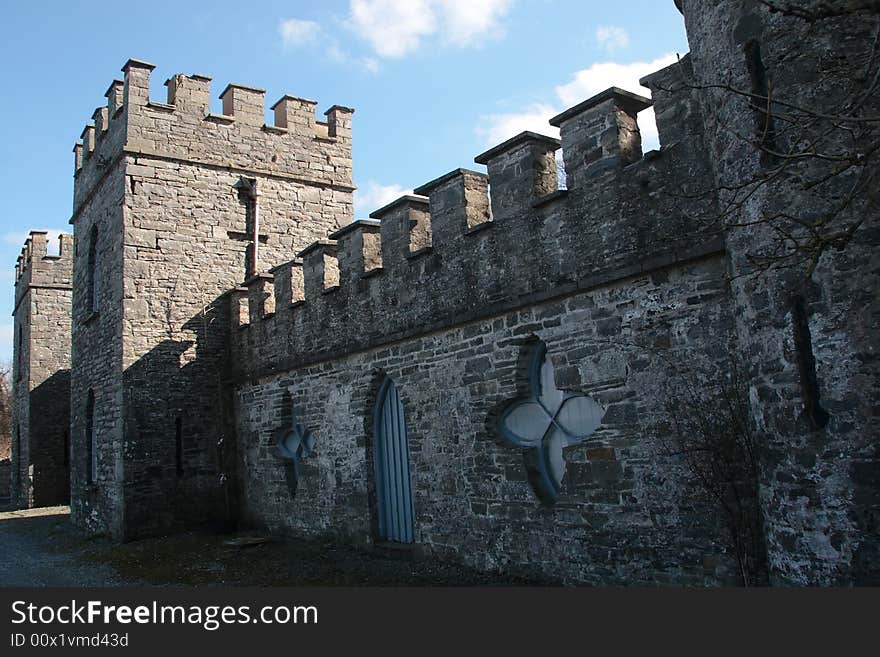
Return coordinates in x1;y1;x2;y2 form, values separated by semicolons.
277;414;316;481
498;341;605;504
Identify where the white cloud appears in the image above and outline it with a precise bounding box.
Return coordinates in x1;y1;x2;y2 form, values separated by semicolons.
349;0;436;58
478;54;676;153
279;1;514;68
347;0;514;58
361;57;380;74
554;54;676;106
278;17;380;74
595;25;630;54
3;231;31;246
279;18;323;49
3;229;67;256
437;0;513;47
476;103;559;149
354;181;413;220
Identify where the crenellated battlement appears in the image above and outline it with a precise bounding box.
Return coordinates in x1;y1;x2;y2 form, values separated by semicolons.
14;231;74;308
231;58;724;378
71;58;354;221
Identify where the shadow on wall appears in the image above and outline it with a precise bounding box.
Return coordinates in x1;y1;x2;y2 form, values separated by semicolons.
0;458;10;501
29;369;71;507
74;295;237;541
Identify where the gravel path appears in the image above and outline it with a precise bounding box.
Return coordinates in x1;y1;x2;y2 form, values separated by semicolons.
0;506;142;586
0;506;546;587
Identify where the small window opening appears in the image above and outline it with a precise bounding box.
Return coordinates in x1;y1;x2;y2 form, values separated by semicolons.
86;390;97;483
175;417;184;477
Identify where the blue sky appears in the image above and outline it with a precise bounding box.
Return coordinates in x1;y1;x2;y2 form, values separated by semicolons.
0;0;688;361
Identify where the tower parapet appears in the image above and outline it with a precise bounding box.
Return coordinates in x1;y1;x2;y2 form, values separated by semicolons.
14;231;74;308
72;58;354;222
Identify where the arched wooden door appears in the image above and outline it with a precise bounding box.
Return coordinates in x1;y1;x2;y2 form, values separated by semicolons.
373;378;415;543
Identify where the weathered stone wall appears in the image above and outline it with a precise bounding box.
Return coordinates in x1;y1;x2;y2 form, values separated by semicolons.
228;58;745;584
234;253;738;584
680;0;880;585
70;58;354;539
70;161;126;536
52;1;877;584
0;460;9;502
11;286;30;508
11;232;72;509
28;280;72;507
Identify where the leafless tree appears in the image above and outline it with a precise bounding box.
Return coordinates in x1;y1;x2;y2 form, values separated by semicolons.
653;356;768;586
0;365;11;460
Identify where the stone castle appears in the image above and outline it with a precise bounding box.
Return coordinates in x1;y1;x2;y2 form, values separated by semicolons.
10;1;878;585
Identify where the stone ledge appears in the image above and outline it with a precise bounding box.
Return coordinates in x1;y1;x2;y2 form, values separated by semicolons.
464;221;495;236
549;87;652;127
532;190;568;208
329;219;381;241
297;240;337;259
475;131;561;165
406;246;433;260
146;101;175;112
204;113;235;125
219;82;266;98
369;195;429;220
413;168;486;196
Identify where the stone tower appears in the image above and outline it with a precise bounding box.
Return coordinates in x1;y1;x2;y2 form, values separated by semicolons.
11;231;73;508
69;59;353;539
679;0;879;584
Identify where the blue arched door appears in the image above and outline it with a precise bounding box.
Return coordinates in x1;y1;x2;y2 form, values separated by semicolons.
373;378;415;543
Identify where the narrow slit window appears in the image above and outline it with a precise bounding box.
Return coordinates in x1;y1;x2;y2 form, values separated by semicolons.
791;295;830;429
744;40;777;165
175;417;184;477
86;390;97;483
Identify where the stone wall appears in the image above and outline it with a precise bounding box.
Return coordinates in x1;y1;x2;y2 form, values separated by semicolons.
70;161;126;535
234;253;738;585
0;460;9;502
70;58;354;539
228;57;746;584
52;1;878;585
226;3;879;585
11;231;72;509
680;0;880;585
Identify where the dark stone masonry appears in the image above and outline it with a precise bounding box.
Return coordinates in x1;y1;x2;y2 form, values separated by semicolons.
11;1;879;585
